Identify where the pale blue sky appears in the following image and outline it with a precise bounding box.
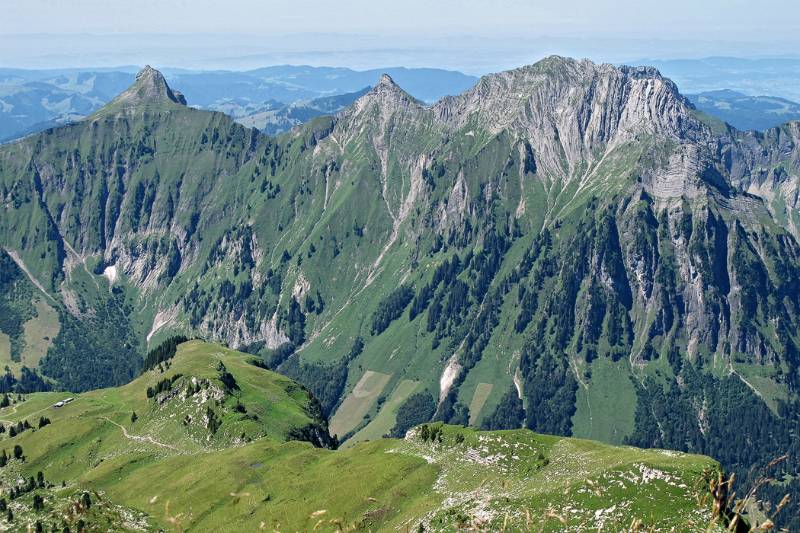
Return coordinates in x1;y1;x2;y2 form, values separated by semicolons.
4;0;798;37
2;0;798;71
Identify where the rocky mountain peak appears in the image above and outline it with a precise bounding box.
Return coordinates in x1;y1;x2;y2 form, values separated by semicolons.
360;72;419;106
335;72;424;130
434;55;693;137
377;73;397;87
99;65;187;113
430;56;703;184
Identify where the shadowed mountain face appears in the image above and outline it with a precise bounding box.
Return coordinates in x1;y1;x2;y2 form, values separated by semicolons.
2;57;800;525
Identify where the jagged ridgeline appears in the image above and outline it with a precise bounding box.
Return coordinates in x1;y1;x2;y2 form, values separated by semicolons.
2;58;800;523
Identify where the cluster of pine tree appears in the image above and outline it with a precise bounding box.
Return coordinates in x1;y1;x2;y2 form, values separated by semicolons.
41;292;140;392
388;392;436;438
146;373;183;399
0;444;23;466
0;419;32;438
0;367;50;394
370;285;414;335
142;336;188;372
281;336;364;417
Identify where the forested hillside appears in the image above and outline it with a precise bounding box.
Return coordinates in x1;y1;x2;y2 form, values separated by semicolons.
1;58;799;525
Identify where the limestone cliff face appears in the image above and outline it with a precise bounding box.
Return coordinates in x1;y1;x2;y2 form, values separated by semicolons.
434;58;704;180
332;56;734;216
436;58;693;135
727;121;800;189
721;121;800;235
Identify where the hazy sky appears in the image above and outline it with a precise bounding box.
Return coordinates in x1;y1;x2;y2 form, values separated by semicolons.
4;0;798;37
2;0;799;71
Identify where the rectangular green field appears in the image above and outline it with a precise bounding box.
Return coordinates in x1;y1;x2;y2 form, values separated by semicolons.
571;357;636;445
329;370;392;438
22;299;60;368
347;379;420;446
0;332;10;369
468;383;494;426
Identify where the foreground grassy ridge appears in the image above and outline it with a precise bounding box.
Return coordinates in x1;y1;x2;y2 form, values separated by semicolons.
0;342;717;531
0;341;321;463
3;428;717;531
86;424;716;532
393;425;717;532
94;438;438;532
0;341;325;525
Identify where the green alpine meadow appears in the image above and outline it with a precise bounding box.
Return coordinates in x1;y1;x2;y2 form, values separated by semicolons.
0;340;720;531
0;56;798;530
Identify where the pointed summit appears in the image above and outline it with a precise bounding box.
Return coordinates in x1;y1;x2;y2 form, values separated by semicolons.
367;72;416;102
94;65;187;117
336;71;424;128
348;72;421;112
377;73;396;87
125;65;187;105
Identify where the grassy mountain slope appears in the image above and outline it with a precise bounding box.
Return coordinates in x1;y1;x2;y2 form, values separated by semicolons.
97;426;717;532
0;342;719;531
1;58;800;525
2;340;330;463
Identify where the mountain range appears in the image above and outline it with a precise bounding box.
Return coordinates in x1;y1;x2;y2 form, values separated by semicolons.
1;58;799;527
687;89;800;131
232;87;371;134
647;57;800;102
4;60;800;146
0;66;477;142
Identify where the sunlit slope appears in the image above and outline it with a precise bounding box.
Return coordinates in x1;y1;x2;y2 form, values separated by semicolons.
0;341;330;475
0;360;717;532
89;425;717;531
